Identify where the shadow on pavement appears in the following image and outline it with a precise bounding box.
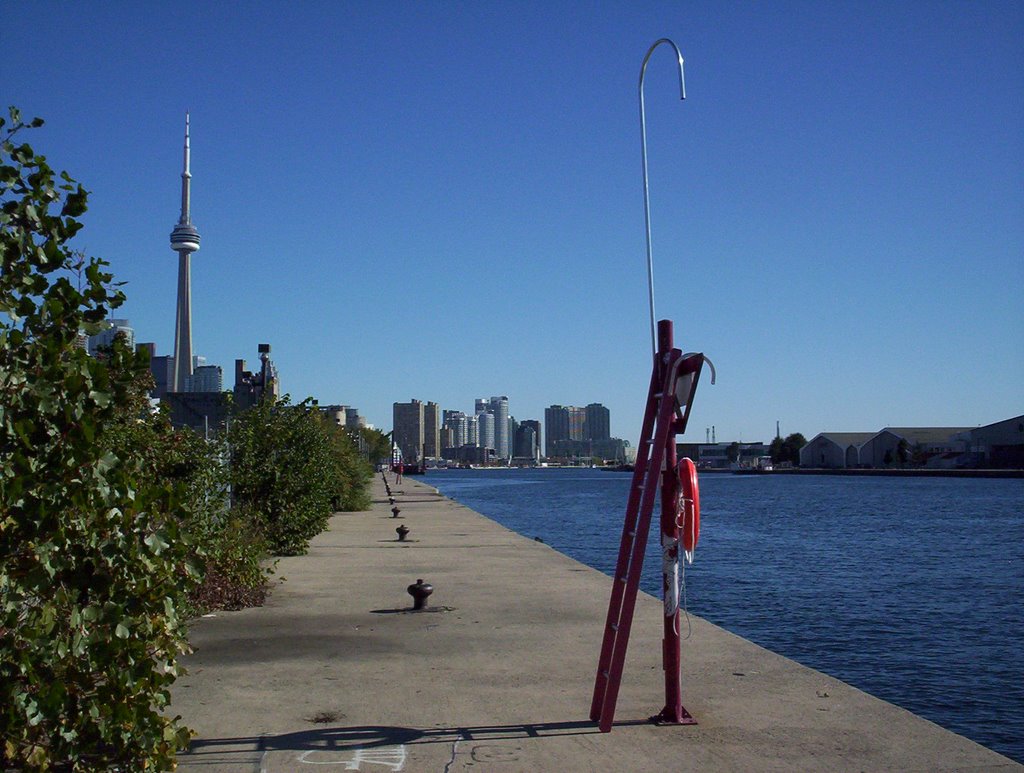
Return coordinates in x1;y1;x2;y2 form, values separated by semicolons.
186;718;612;752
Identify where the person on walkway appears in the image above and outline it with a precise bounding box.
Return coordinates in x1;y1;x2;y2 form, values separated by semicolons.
396;462;403;484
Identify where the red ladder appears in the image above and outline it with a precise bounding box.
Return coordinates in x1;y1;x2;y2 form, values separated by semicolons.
590;320;705;732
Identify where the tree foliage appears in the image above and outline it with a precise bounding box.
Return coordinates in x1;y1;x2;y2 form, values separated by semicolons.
770;433;807;465
1;108;193;769
228;396;371;556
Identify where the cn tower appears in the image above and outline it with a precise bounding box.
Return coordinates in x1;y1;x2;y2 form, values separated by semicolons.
169;114;201;392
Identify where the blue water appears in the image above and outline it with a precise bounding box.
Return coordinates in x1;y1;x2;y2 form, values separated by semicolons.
428;468;1024;763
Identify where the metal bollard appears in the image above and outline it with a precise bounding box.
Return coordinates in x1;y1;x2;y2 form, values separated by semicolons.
391;506;401;518
396;524;410;541
407;579;433;611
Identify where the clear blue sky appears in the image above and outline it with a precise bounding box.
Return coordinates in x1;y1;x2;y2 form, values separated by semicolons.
6;1;1022;443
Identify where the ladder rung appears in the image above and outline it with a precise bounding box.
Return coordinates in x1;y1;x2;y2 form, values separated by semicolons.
627;530;636;537
645;439;655;445
601;670;609;677
618;576;627;583
653;392;664;399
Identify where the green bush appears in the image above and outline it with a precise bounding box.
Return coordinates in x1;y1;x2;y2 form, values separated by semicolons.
228;397;374;556
1;108;193;770
101;374;269;614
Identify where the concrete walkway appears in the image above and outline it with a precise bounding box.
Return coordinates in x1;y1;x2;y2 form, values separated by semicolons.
172;474;1019;772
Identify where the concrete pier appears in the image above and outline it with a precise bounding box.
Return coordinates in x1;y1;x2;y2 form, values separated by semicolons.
172;475;1019;771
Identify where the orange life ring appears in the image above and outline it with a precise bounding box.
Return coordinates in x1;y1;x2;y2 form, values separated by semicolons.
678;457;700;554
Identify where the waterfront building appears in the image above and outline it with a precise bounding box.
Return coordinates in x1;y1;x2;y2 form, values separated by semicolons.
800;419;1024;470
799;433;876;469
393;399;426;463
443;410;469;448
477;411;495;453
514;423;538;461
424;401;441;458
545;405;570;457
466;414;479;447
569;406;586;441
88;318;134;356
520;419;542;458
169;114;202;393
585;403;611;441
957;414;1024;468
489;396;510;458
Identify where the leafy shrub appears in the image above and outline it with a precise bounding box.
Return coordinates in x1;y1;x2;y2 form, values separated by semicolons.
1;108;193;770
228;397;374;555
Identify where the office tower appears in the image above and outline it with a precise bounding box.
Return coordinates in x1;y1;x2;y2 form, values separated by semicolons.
393;399;425;463
466;414;479;447
520;419;542;458
188;364;223;393
87;318;134;356
423;401;441;458
515;423;538;460
169;114;202;393
585;403;611;441
545;406;569;456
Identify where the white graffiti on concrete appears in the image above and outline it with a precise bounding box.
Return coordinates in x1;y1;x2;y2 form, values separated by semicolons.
295;745;407;770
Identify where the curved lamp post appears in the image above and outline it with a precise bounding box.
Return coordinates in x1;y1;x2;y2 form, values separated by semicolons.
639;38;686;356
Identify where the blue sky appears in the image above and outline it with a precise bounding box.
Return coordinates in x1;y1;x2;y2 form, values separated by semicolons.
6;1;1022;443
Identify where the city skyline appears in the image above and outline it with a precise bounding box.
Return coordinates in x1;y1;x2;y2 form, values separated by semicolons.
7;4;1021;442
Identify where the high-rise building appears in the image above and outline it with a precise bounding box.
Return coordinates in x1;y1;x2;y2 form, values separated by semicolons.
423;401;441;458
147;351;174;399
477;411;495;452
489;396;510;458
393;399;425;463
188;364;223;393
515;422;540;460
88;318;134;356
169;114;202;393
545;405;570;457
444;410;469;448
569;406;586;440
519;419;542;458
585;403;611;441
466;414;479;447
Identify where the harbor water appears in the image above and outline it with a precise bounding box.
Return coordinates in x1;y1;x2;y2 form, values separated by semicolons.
428;468;1024;763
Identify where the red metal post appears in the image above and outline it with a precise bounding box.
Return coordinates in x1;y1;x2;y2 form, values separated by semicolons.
657;321;681;722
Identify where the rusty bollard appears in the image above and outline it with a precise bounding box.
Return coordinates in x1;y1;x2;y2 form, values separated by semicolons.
396;524;409;541
407;579;433;611
391;505;401;518
388;496;396;505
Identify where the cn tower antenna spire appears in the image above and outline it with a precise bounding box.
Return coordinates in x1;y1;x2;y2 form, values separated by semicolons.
170;112;202;393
